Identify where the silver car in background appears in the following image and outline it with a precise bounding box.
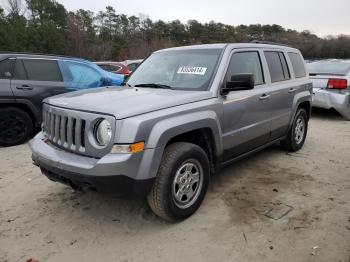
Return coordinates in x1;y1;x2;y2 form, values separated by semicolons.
308;60;350;120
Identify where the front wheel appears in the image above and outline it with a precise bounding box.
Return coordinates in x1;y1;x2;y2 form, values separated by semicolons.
281;108;308;152
147;142;210;222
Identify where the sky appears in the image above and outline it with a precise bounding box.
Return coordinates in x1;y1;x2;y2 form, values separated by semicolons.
2;0;349;37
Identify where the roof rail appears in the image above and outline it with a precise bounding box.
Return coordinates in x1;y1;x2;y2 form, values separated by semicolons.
250;40;290;47
0;51;85;60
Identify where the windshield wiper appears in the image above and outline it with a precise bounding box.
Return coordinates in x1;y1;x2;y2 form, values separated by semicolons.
134;83;173;89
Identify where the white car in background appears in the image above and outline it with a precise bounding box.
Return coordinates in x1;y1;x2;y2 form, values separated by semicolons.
308;60;350;120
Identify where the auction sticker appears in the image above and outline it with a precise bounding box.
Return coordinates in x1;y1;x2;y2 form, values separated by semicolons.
177;66;207;75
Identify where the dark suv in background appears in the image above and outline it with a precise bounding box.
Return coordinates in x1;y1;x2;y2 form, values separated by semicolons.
0;53;124;147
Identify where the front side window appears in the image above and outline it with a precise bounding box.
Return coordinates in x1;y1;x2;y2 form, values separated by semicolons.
0;59;14;79
225;51;264;85
127;49;223;90
22;59;62;82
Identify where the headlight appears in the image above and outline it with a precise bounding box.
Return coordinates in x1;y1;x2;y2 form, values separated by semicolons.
95;119;112;146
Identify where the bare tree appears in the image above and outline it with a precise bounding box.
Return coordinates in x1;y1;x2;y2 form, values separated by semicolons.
5;0;24;16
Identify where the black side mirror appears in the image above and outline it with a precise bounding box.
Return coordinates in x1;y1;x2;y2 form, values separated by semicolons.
221;73;254;95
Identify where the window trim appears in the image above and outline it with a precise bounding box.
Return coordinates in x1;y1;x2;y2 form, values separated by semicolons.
278;52;291;80
224;50;266;87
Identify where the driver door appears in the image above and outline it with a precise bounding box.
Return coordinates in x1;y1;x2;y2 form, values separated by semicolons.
222;50;272;161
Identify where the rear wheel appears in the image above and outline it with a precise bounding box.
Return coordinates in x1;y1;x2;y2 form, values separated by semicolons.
147;142;210;222
0;107;33;147
281;108;308;152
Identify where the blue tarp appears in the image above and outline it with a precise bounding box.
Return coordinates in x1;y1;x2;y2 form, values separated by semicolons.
58;59;124;91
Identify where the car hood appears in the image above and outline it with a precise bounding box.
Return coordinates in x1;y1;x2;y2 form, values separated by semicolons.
44;86;213;119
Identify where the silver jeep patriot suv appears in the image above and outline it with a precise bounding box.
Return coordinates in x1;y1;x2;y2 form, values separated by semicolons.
30;43;312;221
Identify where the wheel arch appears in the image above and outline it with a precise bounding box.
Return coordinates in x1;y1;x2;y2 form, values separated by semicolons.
0;102;38;126
290;93;312;126
143;111;223;179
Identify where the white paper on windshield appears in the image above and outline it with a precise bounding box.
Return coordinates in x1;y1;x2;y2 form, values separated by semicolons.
177;66;207;75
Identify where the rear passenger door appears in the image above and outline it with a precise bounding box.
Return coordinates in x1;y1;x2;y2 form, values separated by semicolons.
263;50;296;140
222;50;272;161
10;58;66;121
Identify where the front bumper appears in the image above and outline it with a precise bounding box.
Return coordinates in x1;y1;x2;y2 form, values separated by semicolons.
312;89;350;120
29;132;156;196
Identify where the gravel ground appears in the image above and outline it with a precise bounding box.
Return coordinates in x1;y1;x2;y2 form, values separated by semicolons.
0;109;349;262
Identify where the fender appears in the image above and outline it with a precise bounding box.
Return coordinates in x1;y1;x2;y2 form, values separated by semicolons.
147;110;223;154
136;110;223;180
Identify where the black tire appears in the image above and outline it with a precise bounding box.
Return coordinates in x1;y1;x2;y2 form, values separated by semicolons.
147;142;210;222
0;107;33;147
281;108;308;152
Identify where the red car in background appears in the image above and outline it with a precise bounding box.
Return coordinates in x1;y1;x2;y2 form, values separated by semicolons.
95;59;143;76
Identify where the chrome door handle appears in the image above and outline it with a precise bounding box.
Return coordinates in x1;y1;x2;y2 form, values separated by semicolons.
288;88;297;93
259;94;270;100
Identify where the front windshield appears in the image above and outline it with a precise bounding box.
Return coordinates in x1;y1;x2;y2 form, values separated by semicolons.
127;48;223;90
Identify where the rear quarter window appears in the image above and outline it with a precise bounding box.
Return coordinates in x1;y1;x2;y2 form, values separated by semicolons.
22;59;62;82
288;53;307;78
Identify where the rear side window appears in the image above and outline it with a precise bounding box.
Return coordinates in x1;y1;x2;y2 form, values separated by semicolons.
22;59;62;81
288;53;306;78
226;51;264;85
0;59;14;79
264;51;290;82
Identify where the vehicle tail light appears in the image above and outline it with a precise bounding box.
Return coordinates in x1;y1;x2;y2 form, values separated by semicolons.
327;79;348;89
121;67;131;76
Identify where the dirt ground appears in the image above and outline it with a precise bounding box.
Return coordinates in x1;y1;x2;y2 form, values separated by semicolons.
0;109;349;262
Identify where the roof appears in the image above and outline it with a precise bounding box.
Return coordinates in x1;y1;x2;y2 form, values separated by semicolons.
122;59;143;64
94;61;125;65
0;52;88;62
157;43;300;53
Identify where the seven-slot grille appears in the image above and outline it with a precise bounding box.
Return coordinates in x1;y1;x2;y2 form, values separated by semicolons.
43;108;86;152
42;103;116;158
